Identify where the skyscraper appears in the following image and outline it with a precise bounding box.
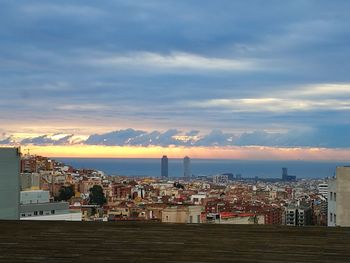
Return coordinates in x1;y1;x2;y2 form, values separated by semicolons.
183;156;191;179
282;168;288;181
161;155;168;178
0;147;21;220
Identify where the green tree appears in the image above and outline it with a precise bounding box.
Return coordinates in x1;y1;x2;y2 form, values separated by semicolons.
88;185;107;207
57;185;75;201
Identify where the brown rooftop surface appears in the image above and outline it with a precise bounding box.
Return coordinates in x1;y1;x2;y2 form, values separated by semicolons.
0;221;350;262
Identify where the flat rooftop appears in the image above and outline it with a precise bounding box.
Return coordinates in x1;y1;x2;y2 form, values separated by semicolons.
0;221;349;262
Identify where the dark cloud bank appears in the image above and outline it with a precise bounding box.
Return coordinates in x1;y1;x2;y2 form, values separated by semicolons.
1;125;350;148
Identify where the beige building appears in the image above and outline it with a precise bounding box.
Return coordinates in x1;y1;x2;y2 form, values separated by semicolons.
328;166;350;227
162;206;203;224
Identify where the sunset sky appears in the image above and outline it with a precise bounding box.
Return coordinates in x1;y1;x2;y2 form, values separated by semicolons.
1;1;350;159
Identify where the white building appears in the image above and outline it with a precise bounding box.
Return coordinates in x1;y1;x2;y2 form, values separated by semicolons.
0;147;21;220
328;166;350;227
318;183;328;198
20;190;81;221
190;193;207;205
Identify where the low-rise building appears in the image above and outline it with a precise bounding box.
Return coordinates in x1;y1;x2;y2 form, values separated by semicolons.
20;190;81;221
162;206;202;224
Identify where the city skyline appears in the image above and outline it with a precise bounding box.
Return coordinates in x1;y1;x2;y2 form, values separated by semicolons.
1;1;350;159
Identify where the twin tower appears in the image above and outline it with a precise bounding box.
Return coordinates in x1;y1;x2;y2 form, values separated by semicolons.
161;156;191;179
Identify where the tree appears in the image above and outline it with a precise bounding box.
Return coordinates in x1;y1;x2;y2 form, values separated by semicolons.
88;185;107;207
57;185;75;201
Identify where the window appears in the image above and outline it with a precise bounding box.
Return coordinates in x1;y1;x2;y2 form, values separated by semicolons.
197;215;201;223
330;192;333;201
189;216;193;223
334;193;337;202
334;214;337;224
34;211;38;216
51;210;55;214
330;213;333;222
39;211;43;215
21;214;26;217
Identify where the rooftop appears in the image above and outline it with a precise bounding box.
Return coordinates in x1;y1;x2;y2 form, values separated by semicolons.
1;221;350;262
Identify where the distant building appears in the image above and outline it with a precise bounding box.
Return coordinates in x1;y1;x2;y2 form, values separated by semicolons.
328;166;350;227
183;156;191;179
282;168;296;181
213;174;229;185
282;168;288;181
236;174;242;180
161;155;168;178
222;173;234;181
20;190;81;221
0;147;21;220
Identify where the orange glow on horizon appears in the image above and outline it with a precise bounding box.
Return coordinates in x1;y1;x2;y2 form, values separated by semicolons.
17;145;350;161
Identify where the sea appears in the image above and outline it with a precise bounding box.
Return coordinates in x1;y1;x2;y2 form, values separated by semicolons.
55;158;349;179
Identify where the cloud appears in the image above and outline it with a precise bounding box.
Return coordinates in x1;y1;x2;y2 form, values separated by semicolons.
20;134;75;146
190;83;350;113
0;136;18;145
1;1;350;142
88;52;259;72
86;129;147;146
1;125;349;149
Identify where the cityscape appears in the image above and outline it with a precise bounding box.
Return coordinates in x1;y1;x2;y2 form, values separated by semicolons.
1;0;350;262
1;147;348;227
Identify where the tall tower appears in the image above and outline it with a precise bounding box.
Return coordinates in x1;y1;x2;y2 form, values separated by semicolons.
183;156;191;179
282;168;288;181
0;147;21;220
161;155;168;178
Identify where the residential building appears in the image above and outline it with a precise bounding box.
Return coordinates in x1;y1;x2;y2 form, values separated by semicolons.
162;206;202;224
285;204;312;226
328;166;350;227
318;183;328;198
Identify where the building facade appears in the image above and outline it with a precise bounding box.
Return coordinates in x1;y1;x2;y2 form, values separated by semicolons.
328;167;350;227
0;147;21;220
162;206;202;224
161;155;168;178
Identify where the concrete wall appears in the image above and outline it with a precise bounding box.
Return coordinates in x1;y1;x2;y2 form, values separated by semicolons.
336;167;350;227
0;148;20;220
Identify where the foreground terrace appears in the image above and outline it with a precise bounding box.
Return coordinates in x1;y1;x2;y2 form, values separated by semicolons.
0;221;349;262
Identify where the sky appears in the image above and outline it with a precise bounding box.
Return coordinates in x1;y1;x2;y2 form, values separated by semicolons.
0;0;350;159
